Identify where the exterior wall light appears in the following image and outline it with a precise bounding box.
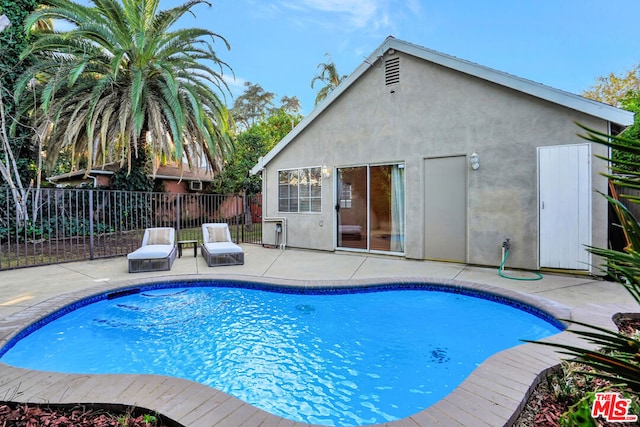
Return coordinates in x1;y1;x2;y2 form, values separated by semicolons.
322;165;331;178
0;15;11;32
470;152;480;170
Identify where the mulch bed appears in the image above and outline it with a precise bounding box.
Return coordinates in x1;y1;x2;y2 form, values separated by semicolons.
514;314;640;426
0;403;175;427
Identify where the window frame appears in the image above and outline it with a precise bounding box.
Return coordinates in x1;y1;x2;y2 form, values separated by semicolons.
277;166;322;213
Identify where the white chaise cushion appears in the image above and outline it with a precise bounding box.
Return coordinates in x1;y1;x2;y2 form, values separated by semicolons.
202;241;243;254
127;245;174;259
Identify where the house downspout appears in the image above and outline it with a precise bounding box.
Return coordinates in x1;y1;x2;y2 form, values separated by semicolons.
607;121;612;170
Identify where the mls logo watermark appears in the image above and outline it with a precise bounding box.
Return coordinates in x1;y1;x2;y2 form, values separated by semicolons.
591;392;638;423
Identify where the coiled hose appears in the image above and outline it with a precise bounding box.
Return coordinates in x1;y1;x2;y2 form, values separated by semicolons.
498;247;543;281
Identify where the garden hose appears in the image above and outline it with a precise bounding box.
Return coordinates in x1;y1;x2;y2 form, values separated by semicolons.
499;248;543;281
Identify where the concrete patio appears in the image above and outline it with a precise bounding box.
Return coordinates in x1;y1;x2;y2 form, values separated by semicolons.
0;245;637;426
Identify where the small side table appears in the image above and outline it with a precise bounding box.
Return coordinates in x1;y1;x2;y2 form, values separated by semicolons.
177;240;198;258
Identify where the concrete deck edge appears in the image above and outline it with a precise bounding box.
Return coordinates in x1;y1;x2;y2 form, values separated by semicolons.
0;274;633;427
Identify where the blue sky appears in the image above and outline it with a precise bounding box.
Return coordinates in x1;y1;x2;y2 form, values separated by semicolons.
140;1;640;114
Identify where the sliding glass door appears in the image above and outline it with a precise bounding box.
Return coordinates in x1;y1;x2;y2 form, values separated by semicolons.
336;164;405;253
336;166;367;249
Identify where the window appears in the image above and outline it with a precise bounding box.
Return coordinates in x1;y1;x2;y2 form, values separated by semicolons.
278;167;322;213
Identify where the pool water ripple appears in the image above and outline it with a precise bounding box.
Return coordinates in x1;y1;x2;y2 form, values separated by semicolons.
0;285;562;426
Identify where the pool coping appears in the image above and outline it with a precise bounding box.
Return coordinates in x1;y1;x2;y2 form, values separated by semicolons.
0;274;632;427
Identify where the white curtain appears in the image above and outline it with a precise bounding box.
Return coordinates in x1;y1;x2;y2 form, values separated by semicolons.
390;165;405;252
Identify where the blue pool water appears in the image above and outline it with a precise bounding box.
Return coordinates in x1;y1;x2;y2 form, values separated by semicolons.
0;284;562;426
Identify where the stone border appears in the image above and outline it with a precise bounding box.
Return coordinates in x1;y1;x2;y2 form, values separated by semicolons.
0;274;630;427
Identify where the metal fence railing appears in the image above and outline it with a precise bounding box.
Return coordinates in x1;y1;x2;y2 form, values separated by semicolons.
0;188;262;270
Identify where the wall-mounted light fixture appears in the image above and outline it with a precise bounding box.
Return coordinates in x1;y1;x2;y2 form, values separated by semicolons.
322;165;331;178
0;15;11;32
470;152;480;170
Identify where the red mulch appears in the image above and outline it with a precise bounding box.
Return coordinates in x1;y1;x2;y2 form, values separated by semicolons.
0;403;173;427
514;314;640;427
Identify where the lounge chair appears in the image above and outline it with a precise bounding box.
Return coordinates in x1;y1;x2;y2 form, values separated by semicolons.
201;223;244;267
127;227;177;273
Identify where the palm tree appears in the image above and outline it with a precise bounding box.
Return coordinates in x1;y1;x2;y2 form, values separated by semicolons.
14;0;233;175
311;53;346;106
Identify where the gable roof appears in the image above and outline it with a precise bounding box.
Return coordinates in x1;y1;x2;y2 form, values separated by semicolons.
251;36;634;175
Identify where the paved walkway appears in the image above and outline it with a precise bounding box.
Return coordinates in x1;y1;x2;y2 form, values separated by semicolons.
0;245;637;426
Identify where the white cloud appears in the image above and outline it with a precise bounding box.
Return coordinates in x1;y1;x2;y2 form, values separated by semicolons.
222;75;248;101
299;0;379;28
279;0;383;29
277;0;421;33
405;0;422;17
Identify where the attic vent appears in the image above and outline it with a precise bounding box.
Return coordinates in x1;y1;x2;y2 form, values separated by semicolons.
385;57;400;86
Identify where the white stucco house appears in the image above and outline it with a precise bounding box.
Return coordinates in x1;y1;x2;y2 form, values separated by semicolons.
250;37;634;273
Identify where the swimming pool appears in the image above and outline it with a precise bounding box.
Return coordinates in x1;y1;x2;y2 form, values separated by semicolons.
0;281;563;426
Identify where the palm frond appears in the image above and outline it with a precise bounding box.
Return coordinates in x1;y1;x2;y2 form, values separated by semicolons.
525;319;640;392
15;0;232;172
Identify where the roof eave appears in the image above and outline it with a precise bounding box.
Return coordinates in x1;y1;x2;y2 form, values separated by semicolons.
250;36;634;174
152;175;211;182
47;169;115;182
387;38;634;126
249;45;384;175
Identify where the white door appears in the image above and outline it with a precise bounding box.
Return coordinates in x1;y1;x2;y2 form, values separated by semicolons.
538;144;591;270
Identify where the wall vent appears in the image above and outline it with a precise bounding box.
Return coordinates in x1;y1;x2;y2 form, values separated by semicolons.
189;181;203;191
385;57;400;86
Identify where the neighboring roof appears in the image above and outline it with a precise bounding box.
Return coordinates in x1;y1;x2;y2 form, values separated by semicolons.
47;163;119;184
251;36;635;175
152;164;214;182
48;162;213;185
